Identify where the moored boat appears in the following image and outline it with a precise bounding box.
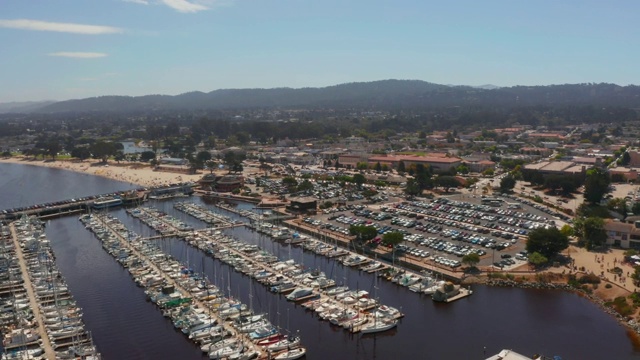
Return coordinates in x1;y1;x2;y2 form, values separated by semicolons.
273;346;306;360
285;287;314;302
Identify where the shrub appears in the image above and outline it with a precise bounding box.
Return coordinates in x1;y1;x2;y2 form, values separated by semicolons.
579;273;601;284
605;283;612;289
608;296;634;317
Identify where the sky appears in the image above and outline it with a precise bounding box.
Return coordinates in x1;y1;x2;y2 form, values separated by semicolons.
0;0;639;102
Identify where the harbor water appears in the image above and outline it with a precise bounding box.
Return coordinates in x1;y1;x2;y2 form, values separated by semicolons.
1;163;639;359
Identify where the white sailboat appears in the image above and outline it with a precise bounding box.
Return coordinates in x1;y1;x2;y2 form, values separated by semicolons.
273;346;307;360
359;270;397;334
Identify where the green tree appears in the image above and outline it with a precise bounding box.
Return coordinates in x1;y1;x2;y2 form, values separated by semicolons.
71;147;91;161
282;176;298;190
375;162;382;173
232;162;243;173
46;140;61;161
462;253;480;269
435;175;459;192
404;178;422;196
528;252;548;267
205;160;218;173
382;231;404;264
138;150;155;162
349;225;378;241
622;152;631;166
633;202;640;215
526;227;569;258
499;174;516;193
398;161;406;173
296;179;313;192
584;168;610;204
456;164;469;175
482;168;494;177
90;141;119;163
633;266;640;285
196;150;212;163
606;198;628;217
352;173;366;189
382;231;404;247
573;217;607;250
560;224;574;237
114;151;125;163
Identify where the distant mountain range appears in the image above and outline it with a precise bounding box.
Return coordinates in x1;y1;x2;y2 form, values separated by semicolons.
2;80;640;114
0;101;56;113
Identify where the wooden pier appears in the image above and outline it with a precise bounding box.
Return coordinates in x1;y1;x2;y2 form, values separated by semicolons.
440;287;473;303
91;214;267;359
9;224;57;360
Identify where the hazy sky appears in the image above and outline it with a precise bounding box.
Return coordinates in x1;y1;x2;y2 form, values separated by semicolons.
1;0;638;102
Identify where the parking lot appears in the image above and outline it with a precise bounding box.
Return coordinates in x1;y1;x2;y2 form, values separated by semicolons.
301;193;563;271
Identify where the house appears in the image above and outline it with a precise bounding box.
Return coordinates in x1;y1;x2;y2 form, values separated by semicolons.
197;174;244;193
286;197;317;214
629;150;640;167
610;167;638;182
159;157;188;166
604;219;640;249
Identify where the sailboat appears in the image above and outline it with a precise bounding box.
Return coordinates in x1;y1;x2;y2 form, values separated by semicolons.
266;309;302;352
272;346;307;360
359;271;398;334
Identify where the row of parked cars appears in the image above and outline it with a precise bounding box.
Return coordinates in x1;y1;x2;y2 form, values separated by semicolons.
501;192;572;222
398;198;551;236
396;244;463;268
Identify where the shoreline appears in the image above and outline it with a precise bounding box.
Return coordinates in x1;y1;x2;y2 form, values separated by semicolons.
4;155;639;343
472;275;640;341
0;157;205;188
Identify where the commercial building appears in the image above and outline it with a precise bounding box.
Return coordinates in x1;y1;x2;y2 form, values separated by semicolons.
604;219;640;249
367;154;461;173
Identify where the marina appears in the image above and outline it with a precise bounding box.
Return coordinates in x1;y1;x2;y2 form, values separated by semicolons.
124;204;404;334
4;216;100;360
0;164;639;359
80;212;306;359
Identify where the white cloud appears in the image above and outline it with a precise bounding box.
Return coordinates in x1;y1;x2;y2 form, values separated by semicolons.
161;0;209;13
123;0;150;4
0;19;123;35
49;52;108;59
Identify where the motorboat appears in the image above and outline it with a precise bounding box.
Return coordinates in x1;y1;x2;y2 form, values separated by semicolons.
249;325;278;340
273;347;306;360
325;285;349;296
266;336;301;352
285;287;314;302
256;333;287;347
359;316;398;334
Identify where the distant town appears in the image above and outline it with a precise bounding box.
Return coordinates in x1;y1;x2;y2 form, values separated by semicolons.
2;81;640;358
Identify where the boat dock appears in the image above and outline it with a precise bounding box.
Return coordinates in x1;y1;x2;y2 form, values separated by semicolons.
84;213;270;359
179;227;403;334
0;183;198;222
9;224;57;360
439;287;473;303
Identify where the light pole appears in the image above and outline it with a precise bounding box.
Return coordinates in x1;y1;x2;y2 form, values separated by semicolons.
492;248;495;272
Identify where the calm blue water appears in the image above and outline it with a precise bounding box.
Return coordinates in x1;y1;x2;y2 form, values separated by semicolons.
1;163;639;359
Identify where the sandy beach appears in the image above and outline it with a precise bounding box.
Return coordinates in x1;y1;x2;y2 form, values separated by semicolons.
0;157;207;188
